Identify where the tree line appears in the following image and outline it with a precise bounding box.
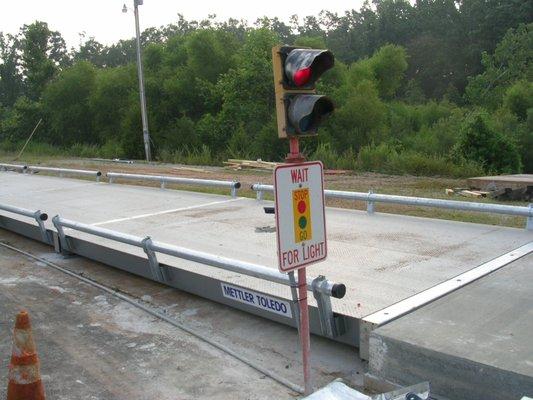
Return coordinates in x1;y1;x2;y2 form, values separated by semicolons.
0;0;531;176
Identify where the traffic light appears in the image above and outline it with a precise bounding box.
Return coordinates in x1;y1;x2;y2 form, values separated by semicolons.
272;46;335;138
292;188;312;243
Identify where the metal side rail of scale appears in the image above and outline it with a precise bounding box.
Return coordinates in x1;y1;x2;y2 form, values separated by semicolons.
0;202;350;345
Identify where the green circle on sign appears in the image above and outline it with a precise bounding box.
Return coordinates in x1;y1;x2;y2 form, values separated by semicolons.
299;216;307;229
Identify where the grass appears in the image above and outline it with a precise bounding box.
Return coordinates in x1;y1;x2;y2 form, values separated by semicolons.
3;139;487;179
310;142;485;178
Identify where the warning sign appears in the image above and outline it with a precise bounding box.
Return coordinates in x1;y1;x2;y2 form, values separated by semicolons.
274;161;327;273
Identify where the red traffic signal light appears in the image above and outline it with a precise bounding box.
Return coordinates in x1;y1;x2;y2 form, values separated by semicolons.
284;49;334;89
272;46;335;138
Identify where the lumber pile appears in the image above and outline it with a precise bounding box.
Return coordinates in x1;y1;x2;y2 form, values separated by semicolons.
224;159;281;171
224;158;350;175
446;188;497;198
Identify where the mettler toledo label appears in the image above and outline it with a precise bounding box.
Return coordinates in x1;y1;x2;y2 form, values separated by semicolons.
221;283;292;318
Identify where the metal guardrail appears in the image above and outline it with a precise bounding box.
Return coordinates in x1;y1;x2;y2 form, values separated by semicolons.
0;203;49;242
27;166;102;181
251;183;533;230
52;215;346;338
107;172;241;197
0;163;27;172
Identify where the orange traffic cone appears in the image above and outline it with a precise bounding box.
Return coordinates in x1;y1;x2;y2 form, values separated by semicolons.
6;311;46;400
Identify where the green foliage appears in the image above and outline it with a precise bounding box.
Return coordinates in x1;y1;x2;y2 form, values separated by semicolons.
293;36;326;49
357;142;397;172
215;29;279;148
310;141;483;177
504;81;533;121
42;61;96;146
227;124;252;159
0;8;531;177
89;65;136;144
160;144;216;165
185;30;238;83
465;23;532;109
368;45;408;99
329;79;386;150
311;143;341;169
0;33;23;107
20;21;68;100
454;112;522;174
0;97;43;142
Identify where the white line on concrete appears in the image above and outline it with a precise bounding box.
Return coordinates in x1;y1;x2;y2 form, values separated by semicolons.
91;197;245;226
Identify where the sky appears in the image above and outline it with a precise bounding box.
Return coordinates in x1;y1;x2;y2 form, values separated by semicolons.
2;0;366;49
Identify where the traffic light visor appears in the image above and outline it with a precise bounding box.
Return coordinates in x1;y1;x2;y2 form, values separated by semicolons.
288;95;334;134
285;49;334;88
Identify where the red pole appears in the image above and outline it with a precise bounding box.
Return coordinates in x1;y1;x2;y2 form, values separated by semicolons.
298;267;312;394
286;137;305;163
285;137;312;395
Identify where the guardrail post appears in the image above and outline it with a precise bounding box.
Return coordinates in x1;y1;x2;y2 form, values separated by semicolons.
52;215;69;254
141;236;168;282
160;180;166;189
526;203;533;231
366;190;375;214
109;176;114;184
33;210;49;243
312;275;345;338
230;181;238;198
256;184;264;201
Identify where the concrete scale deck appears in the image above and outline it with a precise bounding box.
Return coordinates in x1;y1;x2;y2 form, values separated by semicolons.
369;253;533;400
1;172;531;322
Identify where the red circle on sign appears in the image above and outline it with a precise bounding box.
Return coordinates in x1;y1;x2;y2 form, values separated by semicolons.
298;200;306;213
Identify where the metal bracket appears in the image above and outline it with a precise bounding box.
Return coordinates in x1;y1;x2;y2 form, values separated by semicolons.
367;190;375;214
312;275;345;338
52;215;70;254
141;237;169;282
33;210;49;244
256;183;264;201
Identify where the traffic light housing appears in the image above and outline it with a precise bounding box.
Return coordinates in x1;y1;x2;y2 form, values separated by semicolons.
272;46;335;138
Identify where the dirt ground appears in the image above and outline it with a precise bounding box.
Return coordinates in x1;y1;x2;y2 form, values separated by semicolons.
0;230;363;400
4;156;527;229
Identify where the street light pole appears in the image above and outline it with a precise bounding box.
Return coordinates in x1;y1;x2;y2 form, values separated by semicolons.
132;0;151;162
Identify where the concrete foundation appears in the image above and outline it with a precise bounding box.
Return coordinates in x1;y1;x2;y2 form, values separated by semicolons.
369;254;533;400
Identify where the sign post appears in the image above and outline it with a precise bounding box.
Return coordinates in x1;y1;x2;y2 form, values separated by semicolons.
271;43;334;395
274;139;327;395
